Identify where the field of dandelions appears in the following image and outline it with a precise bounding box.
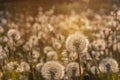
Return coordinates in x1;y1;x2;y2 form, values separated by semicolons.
0;7;120;80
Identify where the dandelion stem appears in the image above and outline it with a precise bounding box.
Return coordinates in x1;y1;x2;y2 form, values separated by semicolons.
50;71;55;80
76;48;82;80
71;69;76;80
89;50;102;74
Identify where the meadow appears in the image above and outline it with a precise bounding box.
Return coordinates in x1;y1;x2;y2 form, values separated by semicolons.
0;1;120;80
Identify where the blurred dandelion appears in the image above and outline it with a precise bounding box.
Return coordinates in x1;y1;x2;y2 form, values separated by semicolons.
16;61;30;73
99;57;119;73
29;35;38;46
69;52;78;61
4;61;19;72
36;62;43;72
91;39;106;51
90;66;100;74
7;29;21;41
43;46;54;54
46;51;58;61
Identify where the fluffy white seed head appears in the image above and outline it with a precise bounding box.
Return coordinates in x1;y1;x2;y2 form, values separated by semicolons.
41;61;64;80
99;57;119;73
66;32;89;53
7;29;21;41
66;62;83;78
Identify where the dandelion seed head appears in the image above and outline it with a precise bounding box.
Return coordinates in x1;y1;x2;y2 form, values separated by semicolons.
2;36;8;43
66;62;83;78
0;50;7;60
56;33;65;43
0;27;4;34
7;29;21;41
69;52;78;61
36;62;43;72
117;10;120;15
43;46;53;54
1;18;7;24
29;35;38;45
32;50;40;59
61;50;68;57
66;32;89;53
90;66;100;74
47;51;58;61
99;57;119;73
52;38;62;49
16;62;30;73
41;61;64;80
4;61;19;72
33;23;41;31
92;39;106;51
